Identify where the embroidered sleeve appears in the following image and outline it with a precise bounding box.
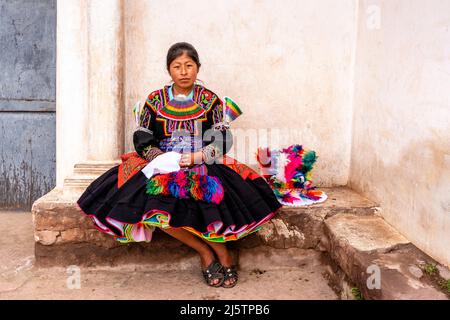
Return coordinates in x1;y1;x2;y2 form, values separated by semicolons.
201;98;233;164
133;99;164;162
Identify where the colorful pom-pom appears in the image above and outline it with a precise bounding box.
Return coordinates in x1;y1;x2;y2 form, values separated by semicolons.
256;144;325;206
146;170;224;204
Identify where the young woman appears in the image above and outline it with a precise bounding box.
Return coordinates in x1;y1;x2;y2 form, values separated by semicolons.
77;42;282;288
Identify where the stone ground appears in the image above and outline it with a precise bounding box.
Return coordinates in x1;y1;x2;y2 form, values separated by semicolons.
0;211;338;300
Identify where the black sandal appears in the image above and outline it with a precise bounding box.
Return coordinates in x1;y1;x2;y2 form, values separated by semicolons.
202;261;224;287
222;265;238;288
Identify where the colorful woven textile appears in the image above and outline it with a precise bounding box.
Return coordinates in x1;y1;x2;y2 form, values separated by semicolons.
117;152;149;188
221;154;261;180
159;98;205;121
224;96;243;122
256;144;327;206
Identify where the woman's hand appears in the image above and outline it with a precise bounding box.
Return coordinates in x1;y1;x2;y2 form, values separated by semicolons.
179;151;203;167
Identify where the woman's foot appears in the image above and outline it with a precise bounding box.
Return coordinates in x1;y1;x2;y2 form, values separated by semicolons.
216;250;238;288
222;265;238;288
201;240;238;288
200;252;223;287
158;227;224;287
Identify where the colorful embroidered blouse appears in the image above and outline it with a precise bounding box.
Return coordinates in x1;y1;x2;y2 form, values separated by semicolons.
133;84;233;164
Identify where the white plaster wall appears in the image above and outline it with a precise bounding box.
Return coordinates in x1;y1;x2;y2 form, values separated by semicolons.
56;0;89;187
124;0;357;186
86;0;124;161
349;0;450;267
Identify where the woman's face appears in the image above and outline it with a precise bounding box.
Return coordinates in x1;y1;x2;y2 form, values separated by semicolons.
168;52;199;90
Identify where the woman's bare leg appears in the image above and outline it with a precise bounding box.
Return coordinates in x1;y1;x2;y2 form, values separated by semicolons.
159;227;221;285
202;241;233;266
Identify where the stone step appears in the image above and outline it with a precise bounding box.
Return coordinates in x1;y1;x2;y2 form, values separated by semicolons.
238;186;380;250
64;177;98;188
322;213;449;300
238;246;324;271
73;161;120;175
29;185;450;299
31;186;378;267
0;211;339;300
64;161;121;189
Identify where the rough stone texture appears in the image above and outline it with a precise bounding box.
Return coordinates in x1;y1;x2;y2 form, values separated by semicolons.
32;185;449;300
0;211;35;286
321;252;358;300
408;265;424;279
34;240;200;270
31;186;380;267
325;214;410;252
437;265;450;281
324;213;448;300
32;187;207;268
32;187;114;245
239;187;379;250
1;266;338;300
23;182;450;300
238;246;323;271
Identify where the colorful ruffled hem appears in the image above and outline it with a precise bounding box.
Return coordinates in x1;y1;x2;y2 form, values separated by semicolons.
78;203;280;244
274;188;327;207
114;208;279;243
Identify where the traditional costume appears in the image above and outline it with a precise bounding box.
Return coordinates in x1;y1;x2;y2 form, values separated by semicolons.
77;84;282;243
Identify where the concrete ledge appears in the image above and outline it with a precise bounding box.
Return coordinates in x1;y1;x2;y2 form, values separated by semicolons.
35;242;202;271
31;185;450;299
239;187;379;250
31;186;379;267
323;213;448;300
238;246;323;271
32;187;201;268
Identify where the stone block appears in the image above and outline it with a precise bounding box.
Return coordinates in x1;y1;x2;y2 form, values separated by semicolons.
32;186;380;268
324;213;447;300
35;230;60;245
246;187;379;249
238;246;323;271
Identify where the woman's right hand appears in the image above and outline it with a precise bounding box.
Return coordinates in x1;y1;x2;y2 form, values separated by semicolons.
179;151;202;167
179;153;193;167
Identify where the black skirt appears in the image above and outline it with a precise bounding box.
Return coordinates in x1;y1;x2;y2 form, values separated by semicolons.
77;161;282;243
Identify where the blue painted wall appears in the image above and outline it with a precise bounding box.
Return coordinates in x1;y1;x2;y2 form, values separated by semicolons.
0;0;56;209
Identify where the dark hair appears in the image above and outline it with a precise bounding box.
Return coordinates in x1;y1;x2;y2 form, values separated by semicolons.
166;42;201;71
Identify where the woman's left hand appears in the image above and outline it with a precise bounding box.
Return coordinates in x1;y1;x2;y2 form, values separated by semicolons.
179;151;203;167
